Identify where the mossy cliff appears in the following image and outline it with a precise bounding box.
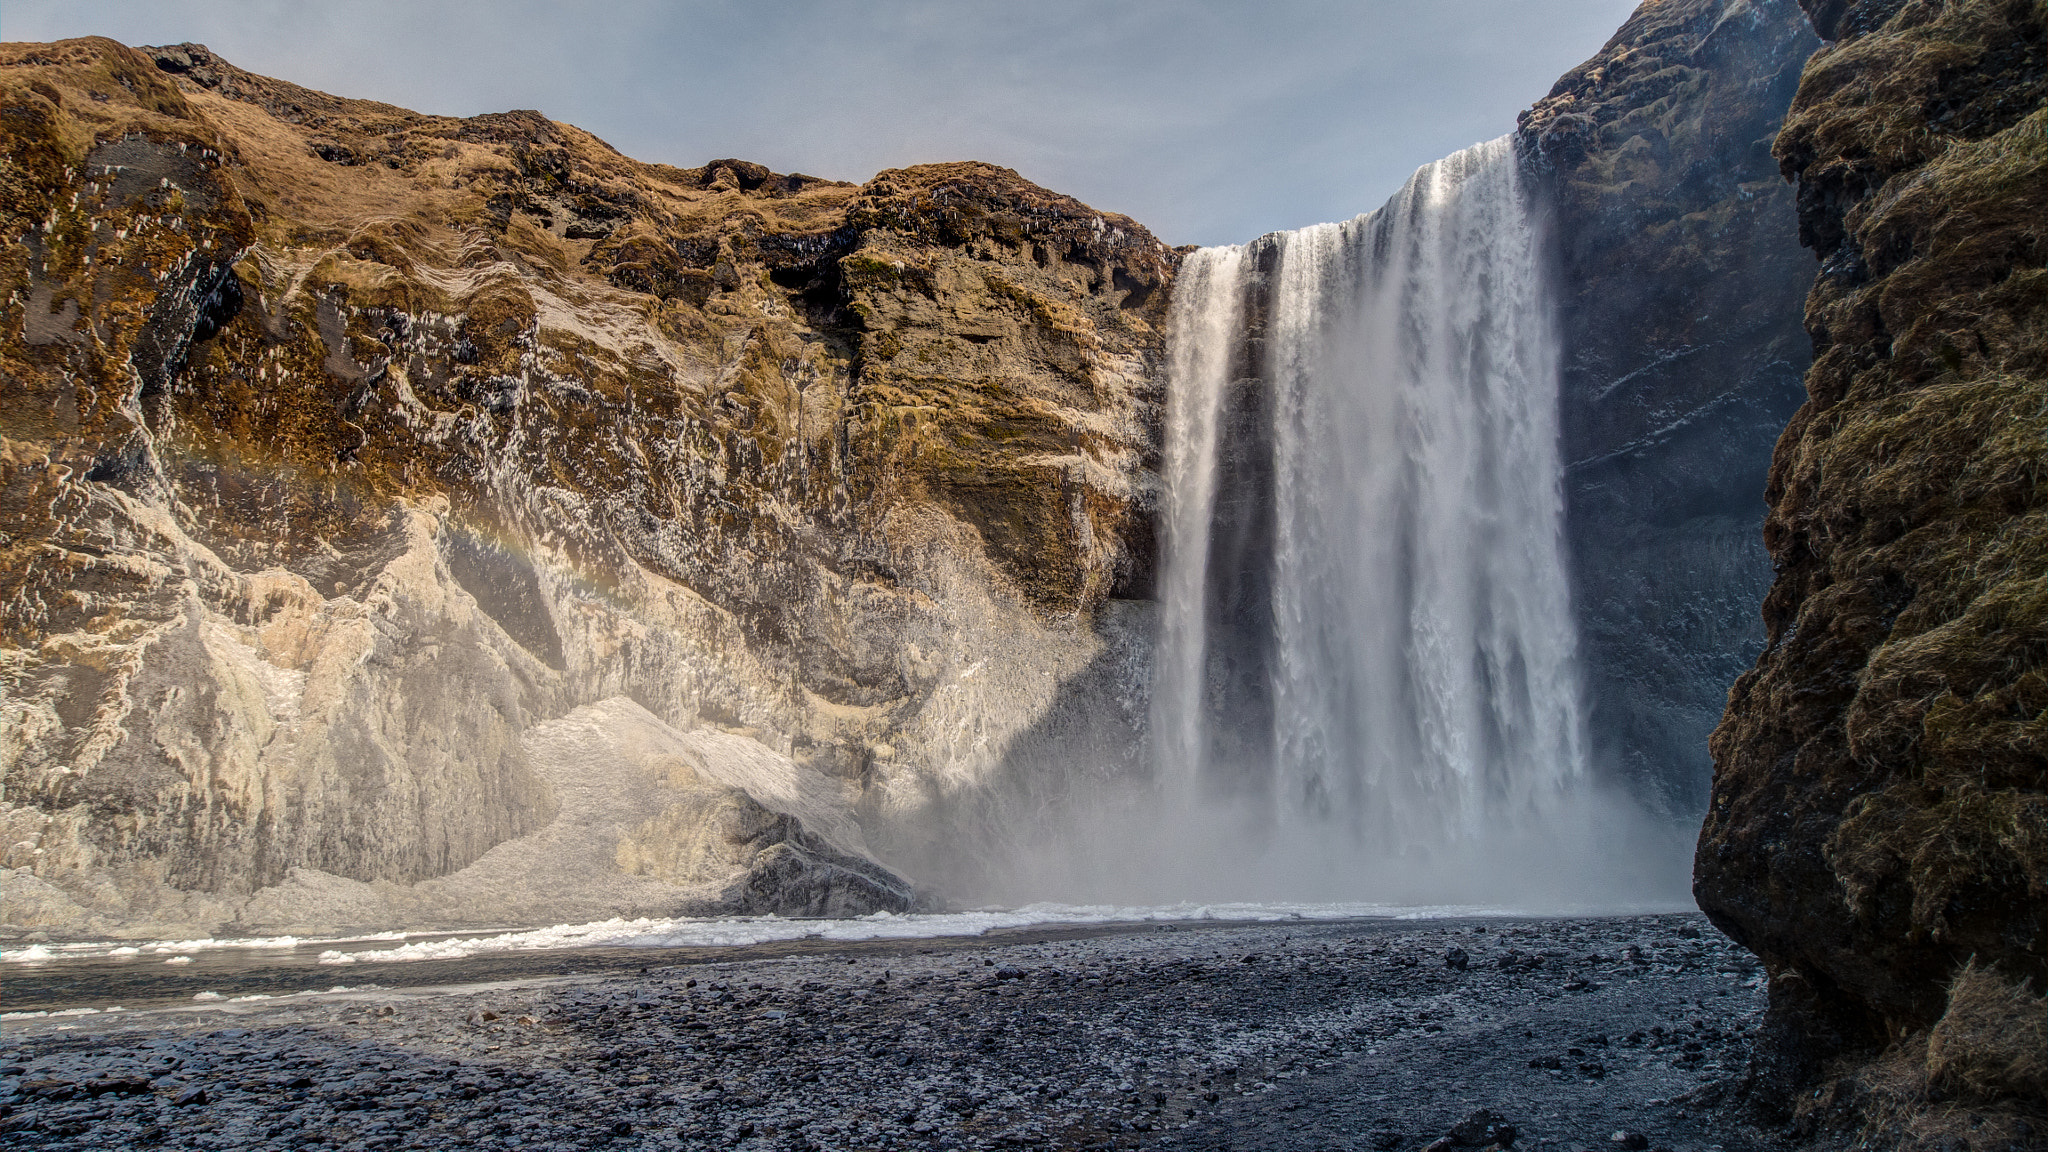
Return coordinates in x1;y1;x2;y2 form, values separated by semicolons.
0;38;1172;935
1694;0;2048;1142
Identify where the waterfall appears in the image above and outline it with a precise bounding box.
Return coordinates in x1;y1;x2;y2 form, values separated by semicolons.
1146;136;1610;898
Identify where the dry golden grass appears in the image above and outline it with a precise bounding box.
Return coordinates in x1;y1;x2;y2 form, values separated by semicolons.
1809;963;2048;1150
1929;962;2048;1105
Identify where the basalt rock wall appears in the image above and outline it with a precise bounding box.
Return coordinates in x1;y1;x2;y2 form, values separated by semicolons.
1694;0;2048;1141
0;38;1174;937
1521;0;1821;814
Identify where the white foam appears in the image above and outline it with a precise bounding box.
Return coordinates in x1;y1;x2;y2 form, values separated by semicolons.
313;901;1535;965
2;929;411;964
6;901;1686;973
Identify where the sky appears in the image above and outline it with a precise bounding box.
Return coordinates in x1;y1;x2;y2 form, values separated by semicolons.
3;0;1642;248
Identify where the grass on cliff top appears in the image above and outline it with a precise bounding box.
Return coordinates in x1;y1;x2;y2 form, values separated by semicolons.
1776;0;2048;178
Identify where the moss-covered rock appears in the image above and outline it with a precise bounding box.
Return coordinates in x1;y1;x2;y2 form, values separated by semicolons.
1694;0;2048;1137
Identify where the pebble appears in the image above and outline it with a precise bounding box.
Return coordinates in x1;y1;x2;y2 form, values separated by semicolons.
0;915;1769;1151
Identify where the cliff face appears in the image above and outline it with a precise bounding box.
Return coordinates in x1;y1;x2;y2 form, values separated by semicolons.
1520;0;1821;814
0;38;1172;936
1694;0;2047;1140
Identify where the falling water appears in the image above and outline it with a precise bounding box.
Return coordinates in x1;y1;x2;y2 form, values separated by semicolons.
1141;136;1643;901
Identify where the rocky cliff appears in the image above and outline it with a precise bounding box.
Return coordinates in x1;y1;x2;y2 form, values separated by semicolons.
0;38;1174;937
1694;0;2047;1144
1520;0;1820;814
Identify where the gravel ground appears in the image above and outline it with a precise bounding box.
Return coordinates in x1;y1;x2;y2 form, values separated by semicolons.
0;914;1778;1151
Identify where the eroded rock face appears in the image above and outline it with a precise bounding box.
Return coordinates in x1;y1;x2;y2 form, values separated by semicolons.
1520;0;1821;813
0;38;1172;936
1693;0;2048;1121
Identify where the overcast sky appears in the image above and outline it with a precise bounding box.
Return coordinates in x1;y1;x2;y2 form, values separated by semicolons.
5;1;1640;247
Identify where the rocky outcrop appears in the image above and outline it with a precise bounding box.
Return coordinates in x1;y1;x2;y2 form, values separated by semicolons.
1694;0;2047;1141
1520;0;1821;813
0;38;1173;936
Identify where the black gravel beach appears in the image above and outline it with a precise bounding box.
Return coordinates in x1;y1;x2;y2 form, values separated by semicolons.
1;914;1777;1151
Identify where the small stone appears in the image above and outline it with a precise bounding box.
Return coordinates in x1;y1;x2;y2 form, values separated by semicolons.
609;1120;633;1137
1445;947;1469;971
172;1086;208;1106
1579;1062;1607;1078
1369;1132;1405;1151
1449;1109;1506;1144
84;1075;152;1097
1610;1131;1649;1150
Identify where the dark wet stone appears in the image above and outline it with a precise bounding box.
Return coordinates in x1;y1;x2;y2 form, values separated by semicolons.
1448;1108;1507;1144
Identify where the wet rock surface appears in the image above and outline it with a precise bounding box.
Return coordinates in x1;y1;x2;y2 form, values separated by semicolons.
1519;0;1820;814
0;916;1778;1151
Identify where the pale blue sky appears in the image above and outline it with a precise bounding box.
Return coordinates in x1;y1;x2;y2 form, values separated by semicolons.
4;0;1641;246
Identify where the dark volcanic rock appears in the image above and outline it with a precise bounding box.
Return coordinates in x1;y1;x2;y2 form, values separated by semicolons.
0;916;1776;1152
1520;0;1821;813
1695;0;2048;1142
